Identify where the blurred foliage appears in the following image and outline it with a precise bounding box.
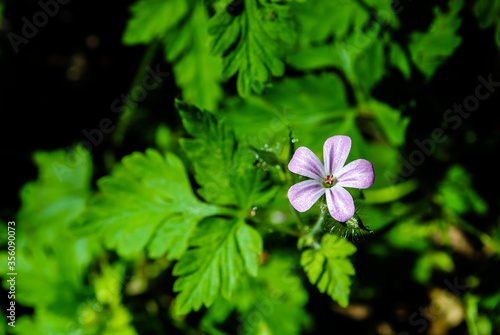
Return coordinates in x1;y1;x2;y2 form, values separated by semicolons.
408;0;464;79
475;0;500;49
3;0;500;334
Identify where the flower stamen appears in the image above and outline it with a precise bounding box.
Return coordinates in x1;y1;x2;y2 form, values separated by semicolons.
324;175;335;187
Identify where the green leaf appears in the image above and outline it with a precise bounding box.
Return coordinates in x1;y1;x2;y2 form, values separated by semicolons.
177;100;277;209
465;294;493;335
474;0;500;29
208;0;296;96
408;0;464;79
385;219;437;252
365;100;410;146
300;234;357;307
18;145;92;241
9;255;137;335
220;73;354;154
438;165;487;215
413;251;454;283
11;235;93;309
164;3;223;110
348;27;386;91
389;42;411;79
200;253;312;335
232;253;312;335
292;0;370;44
200;297;235;334
236;223;263;276
291;0;401;91
123;0;223;111
6;145;128;334
173;218;263;315
74;149;221;259
286;44;343;71
177;100;238;205
122;0;190;45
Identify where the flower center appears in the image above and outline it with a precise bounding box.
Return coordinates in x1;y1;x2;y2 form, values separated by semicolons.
323;175;335;188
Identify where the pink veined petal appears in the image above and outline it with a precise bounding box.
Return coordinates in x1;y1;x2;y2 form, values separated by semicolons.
288;147;325;181
287;180;325;212
323;135;352;176
336;159;375;189
325;186;355;222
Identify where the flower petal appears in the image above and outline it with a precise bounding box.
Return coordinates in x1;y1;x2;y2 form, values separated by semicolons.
287;180;325;212
336;159;375;189
325;186;355;222
288;147;325;181
323;135;351;176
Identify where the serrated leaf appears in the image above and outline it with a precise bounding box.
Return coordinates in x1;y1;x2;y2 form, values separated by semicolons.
177;100;277;209
236;223;263;276
409;0;464;79
123;0;223;110
177;100;237;205
201;254;312;335
122;0;190;45
73;149;221;259
301;234;356;307
164;3;223;110
231;253;312;335
208;0;296;96
173;218;263;315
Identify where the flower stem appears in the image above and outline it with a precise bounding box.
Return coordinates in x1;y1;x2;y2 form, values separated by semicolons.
305;207;325;239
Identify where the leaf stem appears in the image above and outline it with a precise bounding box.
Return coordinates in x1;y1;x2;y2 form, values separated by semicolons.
113;40;161;145
213;205;241;218
248;215;302;237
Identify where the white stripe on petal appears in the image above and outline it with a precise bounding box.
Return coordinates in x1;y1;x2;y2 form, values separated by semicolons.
323;135;351;176
325;186;355;222
288;147;325;181
336;159;375;189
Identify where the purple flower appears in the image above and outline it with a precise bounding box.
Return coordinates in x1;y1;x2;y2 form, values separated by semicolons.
287;135;375;222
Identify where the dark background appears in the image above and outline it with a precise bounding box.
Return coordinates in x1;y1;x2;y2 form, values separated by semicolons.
1;0;173;218
1;0;500;334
